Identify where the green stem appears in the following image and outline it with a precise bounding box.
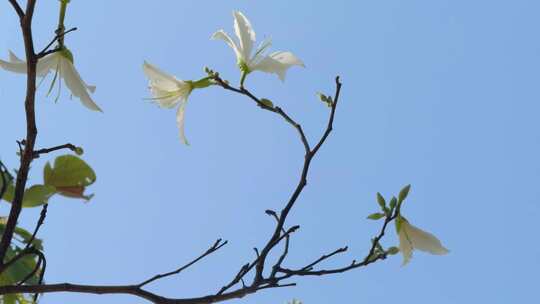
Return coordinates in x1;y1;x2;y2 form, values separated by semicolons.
57;0;70;46
240;72;247;88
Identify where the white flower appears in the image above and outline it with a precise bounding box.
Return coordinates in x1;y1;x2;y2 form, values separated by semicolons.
398;218;449;266
0;48;102;112
211;11;305;82
142;61;194;145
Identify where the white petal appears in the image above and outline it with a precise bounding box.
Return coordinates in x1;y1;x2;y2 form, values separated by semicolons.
398;225;414;266
176;101;189;146
8;50;24;63
0;51;28;74
0;51;58;77
406;223;449;255
211;30;243;62
36;53;60;76
233;11;256;61
142;61;189;108
61;59;102;112
250;51;304;81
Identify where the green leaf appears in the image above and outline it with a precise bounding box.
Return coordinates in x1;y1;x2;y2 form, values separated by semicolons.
398;184;411;202
0;221;42;250
44;155;96;200
0;246;41;286
367;212;385;220
387;246;400;255
1;170;15;202
22;185;56;208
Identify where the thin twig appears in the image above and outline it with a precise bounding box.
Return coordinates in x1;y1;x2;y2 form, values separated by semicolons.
33;143;78;158
37;27;77;58
24;204;48;250
138;239;227;287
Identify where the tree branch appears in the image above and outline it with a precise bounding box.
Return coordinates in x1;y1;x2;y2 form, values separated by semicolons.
0;0;39;266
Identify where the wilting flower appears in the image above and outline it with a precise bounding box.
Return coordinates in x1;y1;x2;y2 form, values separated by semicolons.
398;218;449;266
143;61;212;145
0;48;102;112
211;11;304;82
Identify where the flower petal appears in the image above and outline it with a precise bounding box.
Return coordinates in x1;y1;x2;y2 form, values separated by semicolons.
176;101;189;146
406;222;449;255
211;30;243;62
0;51;29;74
398;223;414;266
61;59;102;112
36;53;60;76
233;11;256;61
142;61;189;108
250;51;304;81
0;51;58;77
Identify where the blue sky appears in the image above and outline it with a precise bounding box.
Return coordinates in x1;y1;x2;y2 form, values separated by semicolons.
1;0;540;303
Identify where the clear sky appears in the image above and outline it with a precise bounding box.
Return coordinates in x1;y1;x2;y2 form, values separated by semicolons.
1;0;540;303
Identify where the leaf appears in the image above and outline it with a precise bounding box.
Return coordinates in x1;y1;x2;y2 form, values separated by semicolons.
367;212;385;220
1;170;15;202
0;221;42;250
22;185;56;208
0;246;40;286
44;155;96;200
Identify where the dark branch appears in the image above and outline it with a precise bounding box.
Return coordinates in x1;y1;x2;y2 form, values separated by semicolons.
37;27;78;58
24;203;48;250
138;239;227;287
8;0;24;18
32;143;79;158
0;0;39;266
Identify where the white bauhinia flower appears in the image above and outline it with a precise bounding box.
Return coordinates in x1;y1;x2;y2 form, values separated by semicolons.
0;48;102;112
143;61;212;145
397;218;449;266
211;11;305;83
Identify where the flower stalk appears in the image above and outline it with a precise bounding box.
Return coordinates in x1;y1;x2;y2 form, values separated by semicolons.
56;0;71;47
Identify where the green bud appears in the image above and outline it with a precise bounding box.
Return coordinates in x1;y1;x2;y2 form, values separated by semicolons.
398;184;411;202
317;92;333;107
259;98;274;108
367;212;385;220
376;192;386;209
75;147;84;156
389;197;397;210
387;247;399;255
